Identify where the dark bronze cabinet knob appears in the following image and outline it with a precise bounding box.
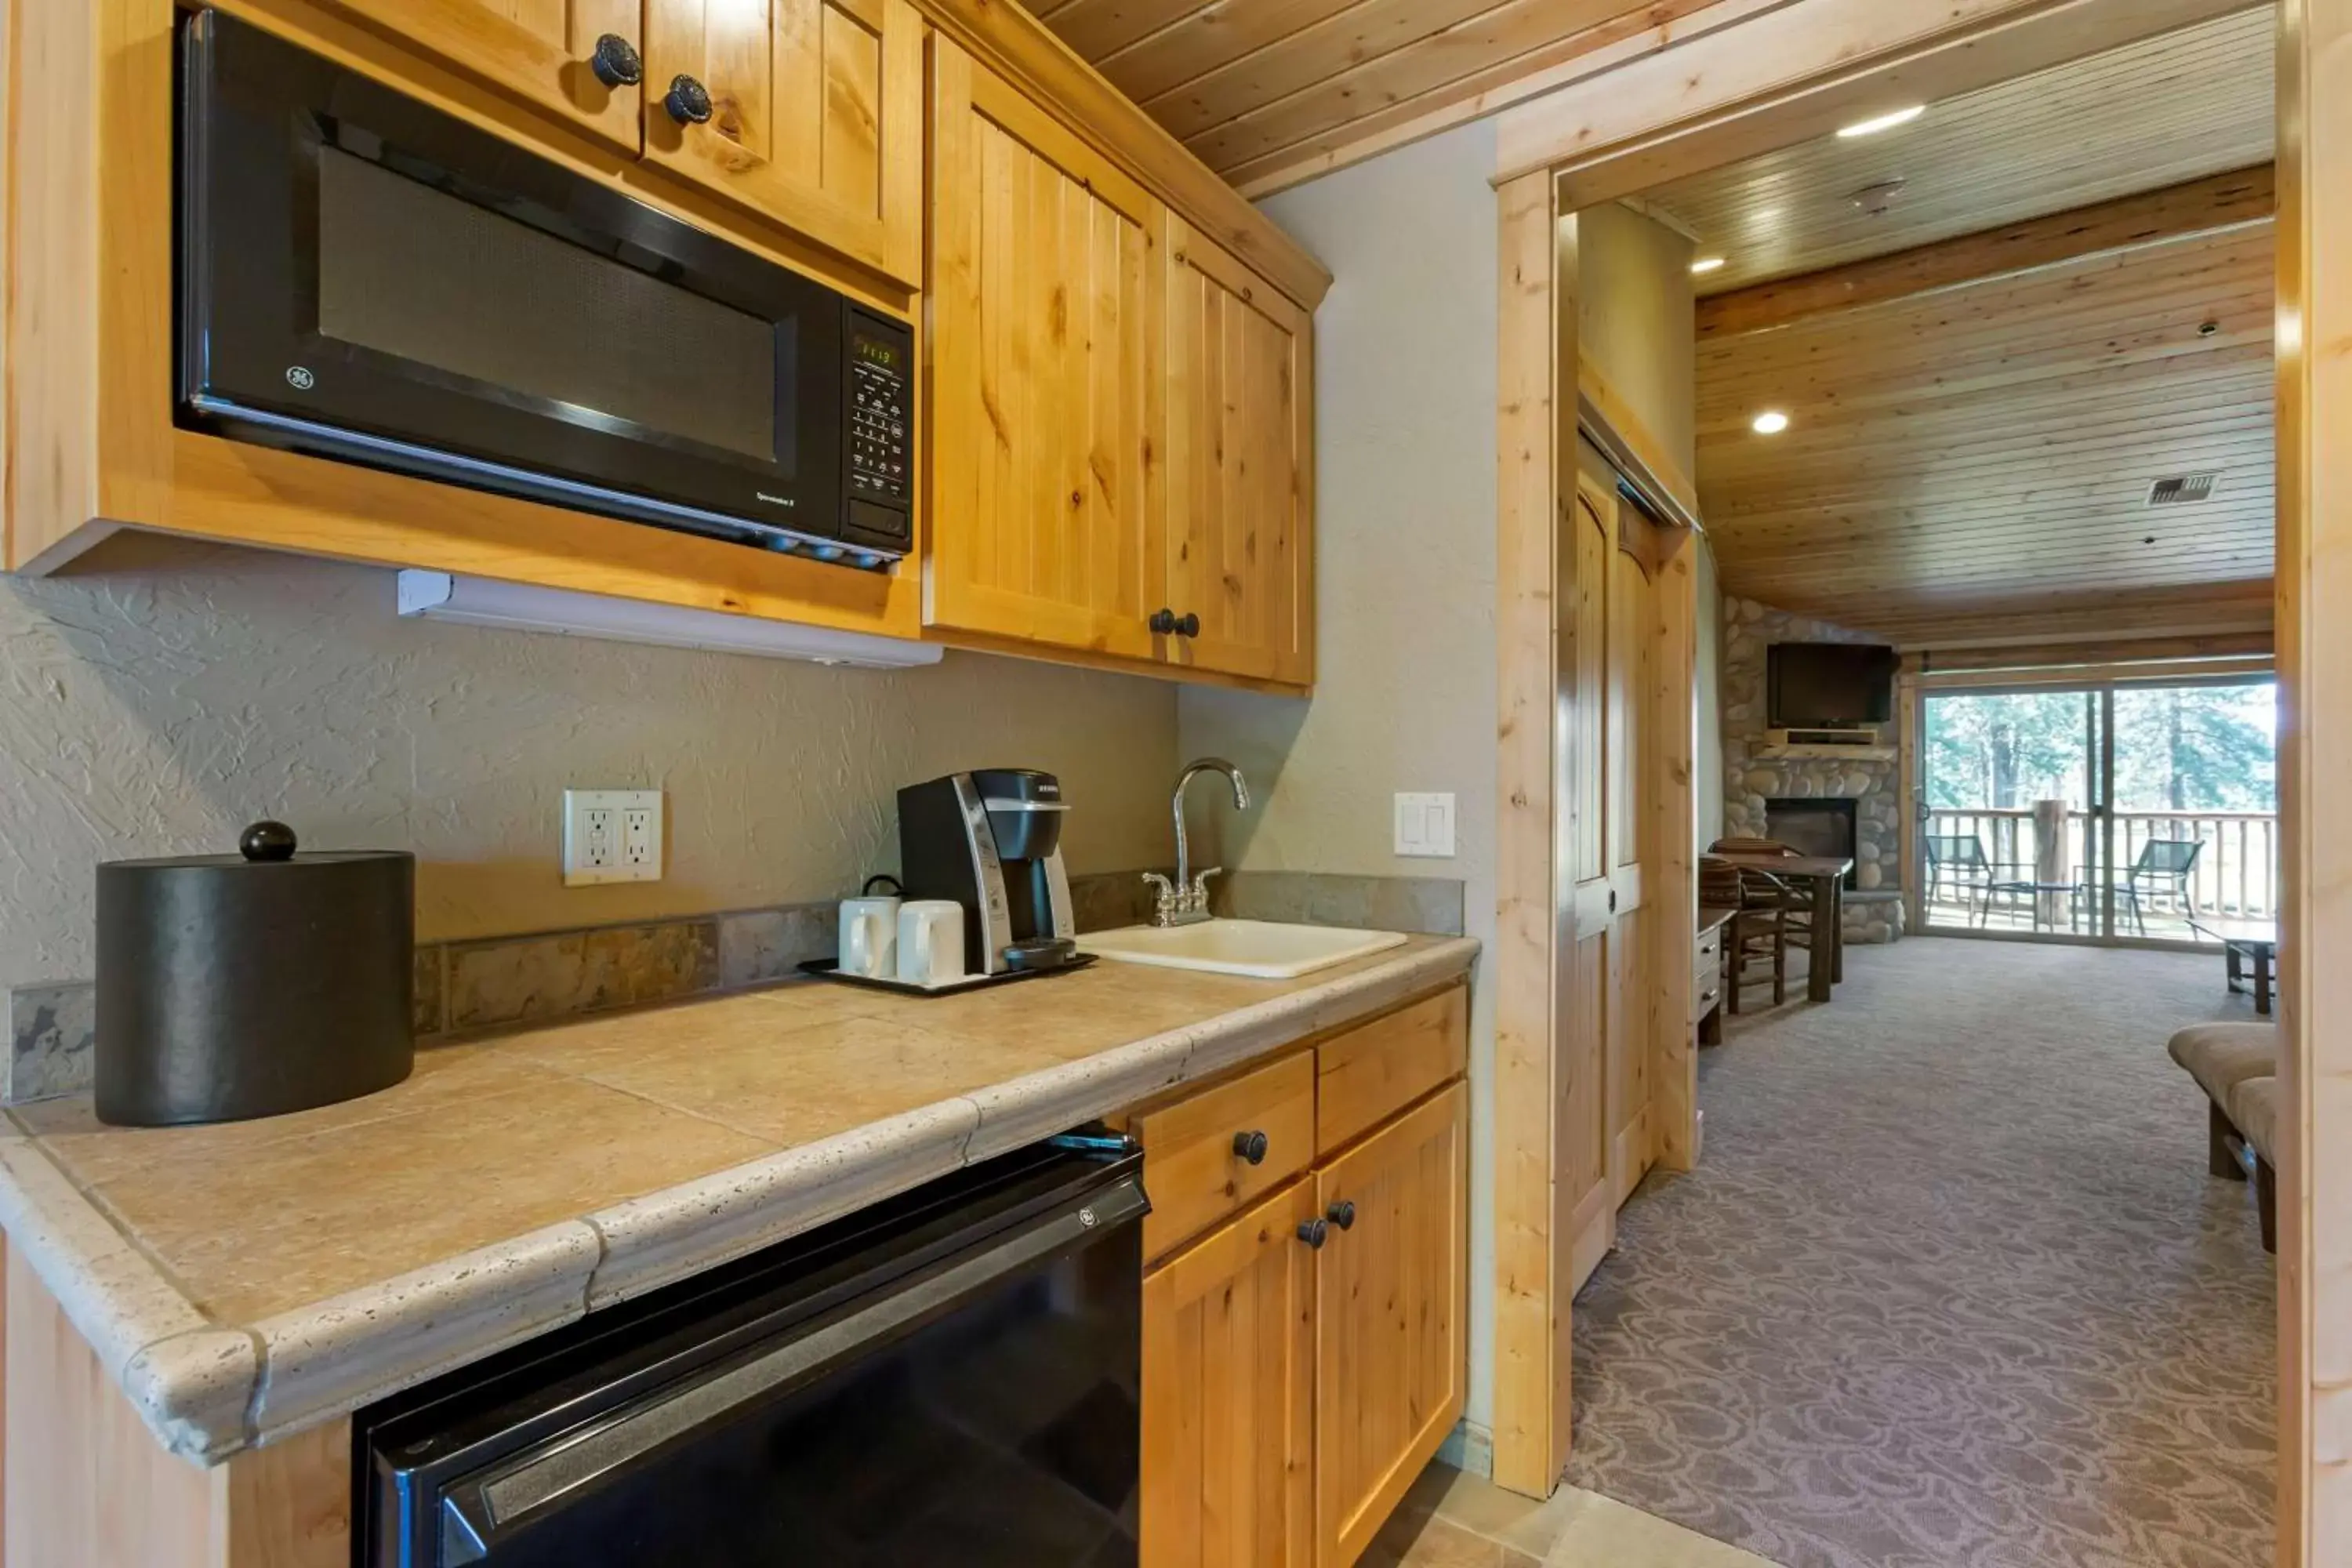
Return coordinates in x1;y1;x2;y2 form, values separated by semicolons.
1232;1129;1269;1165
1296;1219;1328;1249
664;74;714;124
1176;612;1200;637
1326;1200;1356;1231
1149;608;1203;637
589;33;643;88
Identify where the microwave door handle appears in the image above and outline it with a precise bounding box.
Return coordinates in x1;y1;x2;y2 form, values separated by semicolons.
434;1173;1148;1561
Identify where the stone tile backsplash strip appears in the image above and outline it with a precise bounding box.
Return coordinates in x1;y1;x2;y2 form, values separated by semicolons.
5;868;1468;1107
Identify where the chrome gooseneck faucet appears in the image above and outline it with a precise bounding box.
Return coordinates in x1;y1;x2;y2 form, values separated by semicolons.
1144;758;1250;927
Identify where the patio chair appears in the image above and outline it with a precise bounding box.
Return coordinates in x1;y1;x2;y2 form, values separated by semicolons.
1922;833;1993;913
2084;838;2206;936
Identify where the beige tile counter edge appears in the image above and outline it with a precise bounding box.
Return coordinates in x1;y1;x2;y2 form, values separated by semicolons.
0;936;1478;1464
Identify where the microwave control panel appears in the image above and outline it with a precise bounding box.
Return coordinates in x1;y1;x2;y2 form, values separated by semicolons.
846;314;913;507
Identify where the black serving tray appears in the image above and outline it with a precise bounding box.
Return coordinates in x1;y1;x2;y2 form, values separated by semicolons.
795;953;1098;997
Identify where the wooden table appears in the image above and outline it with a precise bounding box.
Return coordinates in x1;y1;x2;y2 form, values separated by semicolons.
1709;851;1855;1004
2189;914;2278;1015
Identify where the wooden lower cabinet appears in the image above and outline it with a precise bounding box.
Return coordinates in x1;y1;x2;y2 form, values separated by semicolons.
1312;1082;1468;1566
1142;1179;1319;1568
1138;991;1469;1568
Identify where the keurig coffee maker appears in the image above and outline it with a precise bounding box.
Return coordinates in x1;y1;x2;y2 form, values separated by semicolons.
898;771;1082;975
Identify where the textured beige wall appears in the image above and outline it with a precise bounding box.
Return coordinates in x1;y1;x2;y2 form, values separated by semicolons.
1577;201;1697;478
1181;119;1501;1428
0;535;1178;984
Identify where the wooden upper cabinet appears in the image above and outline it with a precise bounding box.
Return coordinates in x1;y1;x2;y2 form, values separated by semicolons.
924;37;1164;660
326;0;646;151
1142;1179;1318;1568
1313;1080;1467;1568
641;0;924;284
1162;215;1314;688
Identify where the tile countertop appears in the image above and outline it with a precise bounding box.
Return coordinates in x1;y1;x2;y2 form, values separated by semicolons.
0;933;1477;1465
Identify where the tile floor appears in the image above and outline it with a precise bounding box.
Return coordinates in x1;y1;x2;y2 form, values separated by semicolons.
1363;1461;1780;1567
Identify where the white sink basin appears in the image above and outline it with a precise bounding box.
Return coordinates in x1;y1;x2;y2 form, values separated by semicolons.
1080;919;1410;979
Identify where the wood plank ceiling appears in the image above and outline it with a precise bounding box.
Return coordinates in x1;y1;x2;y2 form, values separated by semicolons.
1018;0;1698;194
1668;9;2277;650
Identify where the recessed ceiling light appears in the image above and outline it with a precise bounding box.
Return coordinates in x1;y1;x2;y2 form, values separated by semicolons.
1752;410;1791;435
1836;104;1926;138
1690;256;1727;274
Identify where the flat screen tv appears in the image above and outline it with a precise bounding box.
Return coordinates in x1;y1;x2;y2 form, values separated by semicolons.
1767;641;1897;726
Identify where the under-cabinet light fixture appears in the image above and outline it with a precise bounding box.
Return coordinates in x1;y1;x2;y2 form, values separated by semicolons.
1751;410;1791;435
395;571;945;670
1836;104;1925;138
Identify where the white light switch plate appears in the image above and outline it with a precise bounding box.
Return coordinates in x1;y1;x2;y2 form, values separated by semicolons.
1394;793;1457;858
564;789;663;885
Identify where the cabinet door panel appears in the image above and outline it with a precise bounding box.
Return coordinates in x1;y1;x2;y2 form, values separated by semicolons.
643;0;922;282
1163;218;1313;686
1142;1180;1317;1568
926;39;1163;657
328;0;643;151
1314;1081;1467;1568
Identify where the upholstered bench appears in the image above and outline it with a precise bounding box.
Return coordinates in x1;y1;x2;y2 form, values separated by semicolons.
2228;1076;2281;1254
2167;1022;2278;1167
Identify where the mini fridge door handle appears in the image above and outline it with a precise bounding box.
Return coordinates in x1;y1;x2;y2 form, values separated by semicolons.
434;1171;1149;1562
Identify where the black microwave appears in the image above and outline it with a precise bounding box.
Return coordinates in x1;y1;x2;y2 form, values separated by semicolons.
177;9;912;568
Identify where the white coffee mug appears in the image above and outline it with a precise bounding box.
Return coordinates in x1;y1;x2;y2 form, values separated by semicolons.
838;895;900;978
897;900;967;987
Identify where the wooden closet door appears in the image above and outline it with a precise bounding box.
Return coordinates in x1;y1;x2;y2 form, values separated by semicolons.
1606;536;1657;1206
1562;470;1619;1294
1162;216;1314;687
924;39;1164;658
1141;1181;1318;1568
1313;1083;1467;1568
328;0;644;151
642;0;923;282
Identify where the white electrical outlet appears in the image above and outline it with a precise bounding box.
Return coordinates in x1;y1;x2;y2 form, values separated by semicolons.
564;789;663;885
1394;793;1457;858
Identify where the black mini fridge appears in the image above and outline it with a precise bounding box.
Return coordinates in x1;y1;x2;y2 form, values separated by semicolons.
356;1141;1146;1566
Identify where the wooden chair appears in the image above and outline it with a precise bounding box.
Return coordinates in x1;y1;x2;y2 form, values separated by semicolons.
1708;836;1818;961
1701;855;1784;1012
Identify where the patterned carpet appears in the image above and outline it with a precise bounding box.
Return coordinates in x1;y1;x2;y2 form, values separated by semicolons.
1563;935;2276;1568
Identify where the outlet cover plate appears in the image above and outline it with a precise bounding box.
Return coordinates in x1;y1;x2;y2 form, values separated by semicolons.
564;789;663;886
1394;793;1457;858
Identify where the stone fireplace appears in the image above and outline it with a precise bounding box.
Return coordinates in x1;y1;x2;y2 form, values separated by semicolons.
1721;596;1907;944
1764;797;1859;891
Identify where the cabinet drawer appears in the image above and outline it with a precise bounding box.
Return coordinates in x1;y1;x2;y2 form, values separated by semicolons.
1316;987;1468;1157
1134;1051;1316;1258
1696;956;1722;1018
1697;924;1723;969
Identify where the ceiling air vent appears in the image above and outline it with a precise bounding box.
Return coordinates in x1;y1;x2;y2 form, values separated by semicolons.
2146;473;2219;506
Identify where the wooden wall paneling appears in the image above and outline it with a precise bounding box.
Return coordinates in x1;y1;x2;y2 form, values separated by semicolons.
1498;0;2259;201
2;1250;349;1568
1489;169;1566;1501
641;0;924;283
2275;3;2349;1562
321;0;645;152
1162;216;1316;686
1647;11;2274;298
1140;1178;1318;1567
924;36;1164;657
1694;165;2276;339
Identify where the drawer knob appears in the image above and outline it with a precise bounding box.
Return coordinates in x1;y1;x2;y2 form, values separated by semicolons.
1296;1219;1329;1250
589;34;643;88
1232;1129;1269;1165
664;73;714;125
1325;1200;1356;1231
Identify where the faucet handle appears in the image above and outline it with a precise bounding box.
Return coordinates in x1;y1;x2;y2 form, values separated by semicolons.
1142;872;1177;924
1188;866;1223;912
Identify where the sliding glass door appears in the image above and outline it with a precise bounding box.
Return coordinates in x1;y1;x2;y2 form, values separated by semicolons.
1918;677;2277;943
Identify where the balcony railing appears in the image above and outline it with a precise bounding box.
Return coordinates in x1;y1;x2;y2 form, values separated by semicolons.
1924;807;2279;936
